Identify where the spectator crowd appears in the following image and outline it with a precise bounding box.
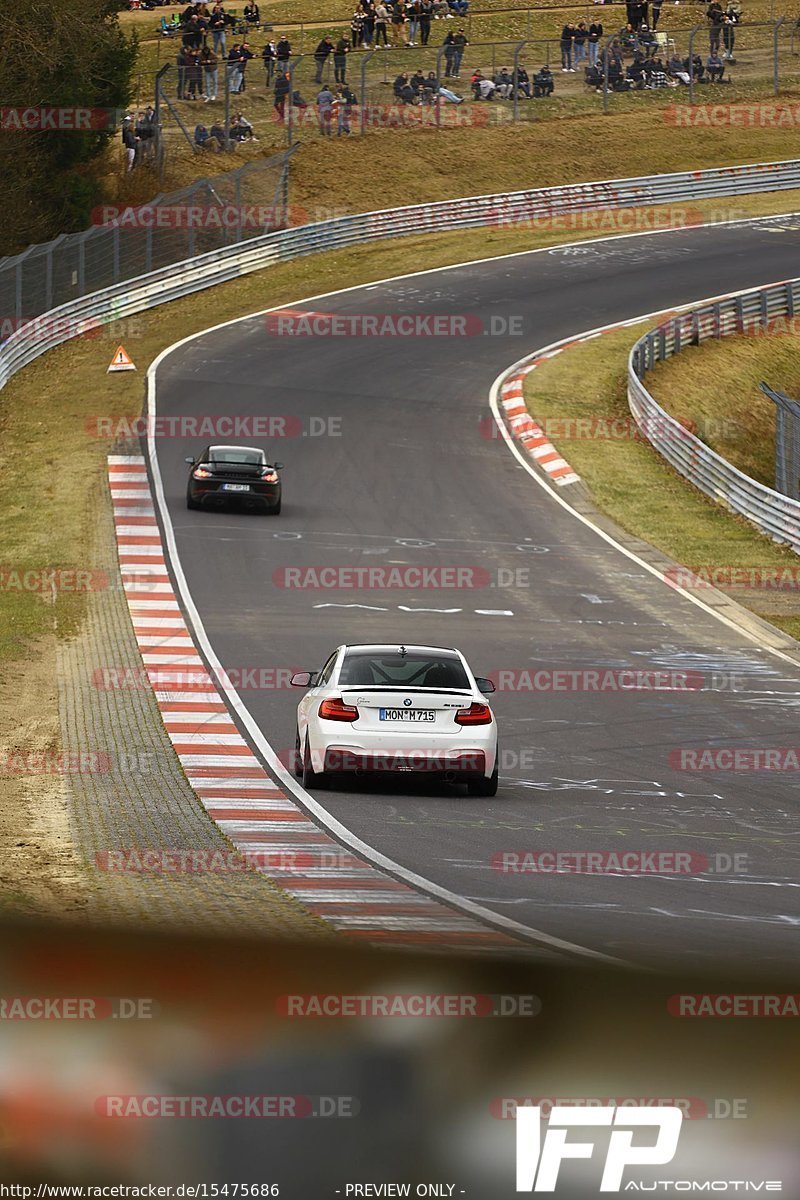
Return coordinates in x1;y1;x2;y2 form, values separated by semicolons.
123;0;745;161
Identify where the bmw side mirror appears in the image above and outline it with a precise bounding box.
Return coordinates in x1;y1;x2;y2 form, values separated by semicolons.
290;671;317;687
475;676;495;694
273;462;284;470
185;456;195;465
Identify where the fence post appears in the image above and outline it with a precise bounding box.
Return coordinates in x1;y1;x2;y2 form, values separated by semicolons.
773;17;785;94
154;63;169;169
44;239;57;311
513;40;527;123
360;49;377;135
435;43;447;128
224;54;231;150
688;24;701;105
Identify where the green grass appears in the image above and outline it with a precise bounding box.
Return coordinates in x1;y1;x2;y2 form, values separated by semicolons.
523;321;800;637
644;330;800;487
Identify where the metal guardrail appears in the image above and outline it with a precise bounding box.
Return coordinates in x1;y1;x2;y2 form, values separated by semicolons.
628;275;800;552
3;155;800;421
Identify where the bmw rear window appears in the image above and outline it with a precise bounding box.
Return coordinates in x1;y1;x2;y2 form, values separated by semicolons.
338;652;470;690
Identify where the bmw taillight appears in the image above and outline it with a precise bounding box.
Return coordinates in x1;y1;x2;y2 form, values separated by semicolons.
455;702;492;726
261;469;279;483
319;697;359;722
193;467;212;479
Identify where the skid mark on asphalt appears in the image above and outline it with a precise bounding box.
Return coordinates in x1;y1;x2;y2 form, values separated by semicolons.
108;456;565;961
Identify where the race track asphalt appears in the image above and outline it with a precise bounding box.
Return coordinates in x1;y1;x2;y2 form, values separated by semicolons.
150;215;800;970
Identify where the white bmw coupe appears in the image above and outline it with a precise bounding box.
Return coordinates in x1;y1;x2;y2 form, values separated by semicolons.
291;643;498;794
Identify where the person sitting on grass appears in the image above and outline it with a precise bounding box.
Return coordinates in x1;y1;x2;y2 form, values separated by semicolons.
707;49;725;80
194;122;215;148
533;64;554;96
647;56;669;86
627;52;647;86
516;65;531;97
493;67;514;98
683;52;704;80
667;51;689;81
229;111;256;140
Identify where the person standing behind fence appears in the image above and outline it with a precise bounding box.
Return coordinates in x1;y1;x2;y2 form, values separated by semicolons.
314;35;334;82
200;45;219;100
210;3;227;54
723;0;740;59
177;45;191;98
707;1;724;53
186;46;202;98
419;0;432;44
573;21;588;66
651;0;662;28
443;29;456;75
375;3;390;46
362;3;376;47
588;19;603;65
238;42;254;91
276;35;292;68
122;116;138;171
452;27;468;75
317;84;335;134
337;83;357;133
560;22;574;70
274;69;290;120
226;43;243;93
407;0;421;45
334;36;350;81
391;0;407;46
262;40;276;85
351;9;364;47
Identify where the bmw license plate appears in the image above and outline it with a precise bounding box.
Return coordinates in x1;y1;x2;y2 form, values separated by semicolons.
379;709;435;722
222;483;250;492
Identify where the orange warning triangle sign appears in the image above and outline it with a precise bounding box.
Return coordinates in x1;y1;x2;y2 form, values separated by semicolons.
107;345;136;373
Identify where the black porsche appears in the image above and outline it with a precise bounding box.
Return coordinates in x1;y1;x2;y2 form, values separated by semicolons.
185;445;283;513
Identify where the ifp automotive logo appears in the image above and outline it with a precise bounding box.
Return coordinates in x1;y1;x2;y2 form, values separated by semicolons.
516;1105;682;1191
